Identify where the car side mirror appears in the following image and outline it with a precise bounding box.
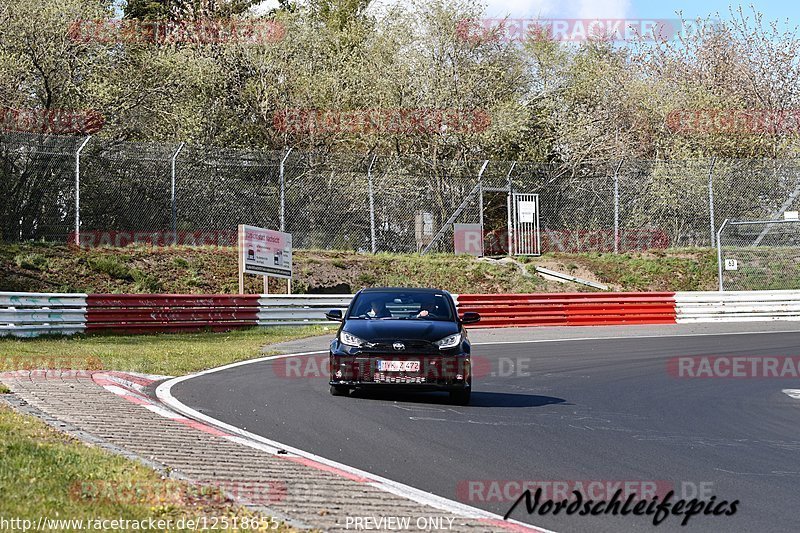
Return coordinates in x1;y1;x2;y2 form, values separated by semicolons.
460;312;480;324
326;309;343;322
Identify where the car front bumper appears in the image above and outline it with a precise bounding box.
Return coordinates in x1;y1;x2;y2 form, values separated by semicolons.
329;351;471;391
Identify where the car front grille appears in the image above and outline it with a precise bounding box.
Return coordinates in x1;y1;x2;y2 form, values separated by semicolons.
361;340;438;354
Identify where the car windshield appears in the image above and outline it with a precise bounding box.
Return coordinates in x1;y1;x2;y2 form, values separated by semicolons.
348;292;454;321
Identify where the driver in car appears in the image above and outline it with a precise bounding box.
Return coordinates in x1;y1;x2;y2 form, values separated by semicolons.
367;299;391;318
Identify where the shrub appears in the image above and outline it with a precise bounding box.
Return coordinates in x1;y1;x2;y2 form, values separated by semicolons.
87;256;133;280
14;253;48;270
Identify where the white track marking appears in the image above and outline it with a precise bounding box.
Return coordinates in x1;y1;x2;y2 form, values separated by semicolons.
472;329;800;346
101;385;133;396
783;389;800;400
143;403;182;419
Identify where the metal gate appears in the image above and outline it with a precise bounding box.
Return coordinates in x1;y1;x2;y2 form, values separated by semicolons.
511;193;540;255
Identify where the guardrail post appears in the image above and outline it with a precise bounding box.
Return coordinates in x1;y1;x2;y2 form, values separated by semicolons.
367;154;378;253
170;142;185;240
74;136;92;246
716;218;729;291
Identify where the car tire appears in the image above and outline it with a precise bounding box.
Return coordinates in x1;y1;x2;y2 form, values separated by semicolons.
330;385;349;396
449;389;470;405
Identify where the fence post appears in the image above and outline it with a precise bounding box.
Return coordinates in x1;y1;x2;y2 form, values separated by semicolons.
170;142;185;239
708;157;717;247
478;164;486;236
367;154;378;253
717;218;729;291
74;136;92;246
505;162;516;256
279;147;293;232
613;158;624;254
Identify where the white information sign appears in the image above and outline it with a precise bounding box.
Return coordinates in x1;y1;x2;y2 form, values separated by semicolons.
724;259;738;271
518;201;537;223
239;225;292;279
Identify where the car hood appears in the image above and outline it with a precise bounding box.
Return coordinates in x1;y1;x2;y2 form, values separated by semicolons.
343;319;459;342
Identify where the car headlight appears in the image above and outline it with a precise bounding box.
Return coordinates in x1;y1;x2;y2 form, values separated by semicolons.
340;331;367;347
434;333;462;350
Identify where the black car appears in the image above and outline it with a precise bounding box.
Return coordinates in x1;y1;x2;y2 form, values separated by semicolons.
326;287;480;405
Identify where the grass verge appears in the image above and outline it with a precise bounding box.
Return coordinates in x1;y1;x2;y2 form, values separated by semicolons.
0;405;296;531
0;326;329;376
0;327;328;530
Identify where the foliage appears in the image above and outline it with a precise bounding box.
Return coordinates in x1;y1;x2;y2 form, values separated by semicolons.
7;1;796;161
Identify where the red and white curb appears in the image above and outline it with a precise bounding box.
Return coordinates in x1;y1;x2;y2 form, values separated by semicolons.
92;372;234;437
155;351;554;533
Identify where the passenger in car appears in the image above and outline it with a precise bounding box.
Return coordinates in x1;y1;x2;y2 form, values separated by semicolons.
415;302;436;318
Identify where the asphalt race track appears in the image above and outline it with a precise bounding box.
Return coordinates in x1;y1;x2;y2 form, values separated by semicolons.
170;326;800;532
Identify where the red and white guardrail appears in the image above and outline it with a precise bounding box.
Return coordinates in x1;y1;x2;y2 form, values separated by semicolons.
3;290;800;337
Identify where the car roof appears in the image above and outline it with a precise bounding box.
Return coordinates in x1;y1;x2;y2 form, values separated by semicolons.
359;287;449;295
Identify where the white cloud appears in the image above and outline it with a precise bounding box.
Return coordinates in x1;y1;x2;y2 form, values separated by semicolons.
251;0;632;20
481;0;557;19
483;0;631;19
574;0;631;19
251;0;281;16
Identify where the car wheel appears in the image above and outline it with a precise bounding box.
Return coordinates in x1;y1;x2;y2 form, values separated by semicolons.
330;385;349;396
449;389;470;405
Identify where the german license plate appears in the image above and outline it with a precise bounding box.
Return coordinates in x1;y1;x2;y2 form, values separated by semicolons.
377;360;420;372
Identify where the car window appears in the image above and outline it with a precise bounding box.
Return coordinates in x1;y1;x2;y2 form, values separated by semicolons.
348;292;453;321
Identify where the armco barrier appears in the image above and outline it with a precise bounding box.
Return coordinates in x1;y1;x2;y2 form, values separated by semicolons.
675;290;800;322
0;292;87;337
258;295;352;326
86;294;261;333
454;292;677;327
9;289;800;337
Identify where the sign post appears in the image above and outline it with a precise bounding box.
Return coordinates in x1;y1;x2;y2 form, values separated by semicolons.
237;225;292;294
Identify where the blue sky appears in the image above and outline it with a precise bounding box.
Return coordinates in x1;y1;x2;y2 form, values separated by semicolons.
479;0;796;25
630;1;794;22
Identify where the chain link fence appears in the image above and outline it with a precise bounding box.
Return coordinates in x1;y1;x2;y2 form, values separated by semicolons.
717;219;800;291
5;131;800;258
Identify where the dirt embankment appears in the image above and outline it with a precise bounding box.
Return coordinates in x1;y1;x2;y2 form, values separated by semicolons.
0;244;717;294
